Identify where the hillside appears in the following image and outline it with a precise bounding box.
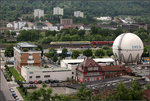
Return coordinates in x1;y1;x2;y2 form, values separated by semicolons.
0;0;150;23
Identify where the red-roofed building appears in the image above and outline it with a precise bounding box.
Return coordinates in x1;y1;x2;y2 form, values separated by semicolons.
76;58;126;82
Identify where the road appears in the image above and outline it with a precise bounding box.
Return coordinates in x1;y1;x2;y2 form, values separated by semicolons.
0;71;15;101
0;49;14;101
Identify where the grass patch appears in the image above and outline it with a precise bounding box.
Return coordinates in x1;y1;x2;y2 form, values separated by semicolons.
17;87;26;100
9;67;25;81
4;68;12;81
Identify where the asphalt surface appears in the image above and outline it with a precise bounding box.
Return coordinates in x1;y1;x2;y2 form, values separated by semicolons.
0;90;6;101
0;70;14;101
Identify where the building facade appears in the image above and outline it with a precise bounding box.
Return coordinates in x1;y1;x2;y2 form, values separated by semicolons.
14;42;41;72
13;21;26;30
74;11;84;18
60;19;73;25
53;7;63;16
76;59;126;82
6;23;14;28
61;58;115;80
21;66;72;82
34;9;44;18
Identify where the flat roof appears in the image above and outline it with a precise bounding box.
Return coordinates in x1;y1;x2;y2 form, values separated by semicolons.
17;42;37;48
22;66;71;72
61;58;114;64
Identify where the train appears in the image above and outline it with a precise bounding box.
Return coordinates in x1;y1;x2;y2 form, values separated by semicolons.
50;41;114;48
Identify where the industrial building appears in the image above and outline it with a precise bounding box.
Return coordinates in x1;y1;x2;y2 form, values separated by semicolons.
21;66;72;82
14;42;41;72
113;33;144;64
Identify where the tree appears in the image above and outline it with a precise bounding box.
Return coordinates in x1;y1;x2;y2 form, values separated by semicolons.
45;48;57;59
37;44;44;56
27;91;41;101
142;46;149;57
42;82;47;88
83;49;93;57
102;45;110;50
17;30;42;41
11;31;16;36
106;49;113;57
52;54;58;62
95;49;105;58
39;88;52;101
146;83;150;89
4;45;14;57
130;80;143;100
114;82;132;100
76;83;92;100
71;50;80;59
61;48;68;59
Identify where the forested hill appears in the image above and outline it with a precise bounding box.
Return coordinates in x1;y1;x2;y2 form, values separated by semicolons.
0;0;150;21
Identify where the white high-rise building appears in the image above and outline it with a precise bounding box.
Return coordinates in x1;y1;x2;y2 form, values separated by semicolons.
53;7;63;16
34;9;44;18
13;21;26;30
74;11;84;18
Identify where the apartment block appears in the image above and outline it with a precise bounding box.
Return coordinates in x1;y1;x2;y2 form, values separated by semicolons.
53;7;63;16
14;42;41;73
74;11;84;18
60;19;73;25
34;9;44;18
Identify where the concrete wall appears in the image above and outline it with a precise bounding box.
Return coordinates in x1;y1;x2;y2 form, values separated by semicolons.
66;87;77;94
21;67;72;82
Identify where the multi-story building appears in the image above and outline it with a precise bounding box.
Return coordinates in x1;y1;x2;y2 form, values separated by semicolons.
34;9;44;18
74;11;84;18
13;21;26;30
76;58;126;82
53;7;63;16
61;58;115;80
60;19;73;25
21;66;72;82
14;42;41;73
6;22;14;28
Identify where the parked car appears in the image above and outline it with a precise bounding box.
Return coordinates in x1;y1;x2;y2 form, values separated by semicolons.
34;81;38;84
54;80;59;83
29;81;34;84
45;80;49;84
48;79;54;83
9;88;14;92
38;80;42;84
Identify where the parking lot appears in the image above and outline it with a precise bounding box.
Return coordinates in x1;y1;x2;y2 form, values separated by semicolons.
129;65;150;76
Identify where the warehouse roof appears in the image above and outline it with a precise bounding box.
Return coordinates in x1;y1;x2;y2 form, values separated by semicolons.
22;66;71;72
61;58;114;64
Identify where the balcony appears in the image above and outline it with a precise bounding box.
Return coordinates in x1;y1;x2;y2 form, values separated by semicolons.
28;55;33;59
27;60;34;64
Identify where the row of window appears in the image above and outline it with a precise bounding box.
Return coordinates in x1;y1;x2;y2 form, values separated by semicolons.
29;75;50;79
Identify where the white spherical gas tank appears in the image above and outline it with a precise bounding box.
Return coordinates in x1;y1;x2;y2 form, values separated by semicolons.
113;33;144;63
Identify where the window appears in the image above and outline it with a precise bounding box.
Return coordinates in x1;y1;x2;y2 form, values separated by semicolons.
29;76;32;78
44;75;50;78
36;76;40;78
72;72;74;74
29;72;33;74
